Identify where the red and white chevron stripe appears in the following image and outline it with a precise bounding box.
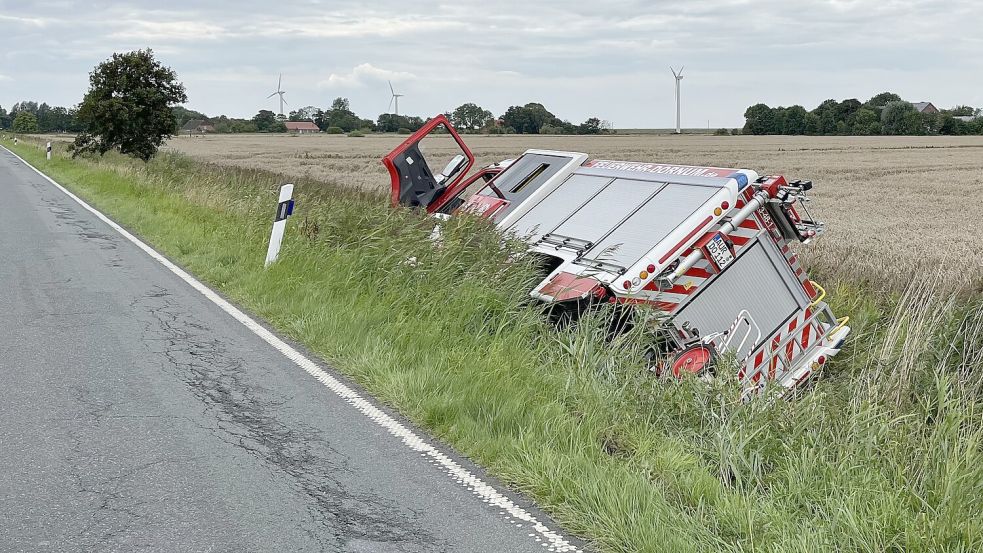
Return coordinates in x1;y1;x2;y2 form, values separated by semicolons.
740;308;827;383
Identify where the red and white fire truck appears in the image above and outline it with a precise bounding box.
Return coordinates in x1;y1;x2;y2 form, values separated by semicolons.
382;115;851;391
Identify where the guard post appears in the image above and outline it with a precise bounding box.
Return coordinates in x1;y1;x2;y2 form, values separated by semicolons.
265;183;295;267
46;142;52;160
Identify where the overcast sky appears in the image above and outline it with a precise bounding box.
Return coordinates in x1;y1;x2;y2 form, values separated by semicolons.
1;1;981;128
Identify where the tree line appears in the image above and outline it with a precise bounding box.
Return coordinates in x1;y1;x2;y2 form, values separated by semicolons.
172;99;611;136
0;101;84;133
743;92;983;136
4;94;610;138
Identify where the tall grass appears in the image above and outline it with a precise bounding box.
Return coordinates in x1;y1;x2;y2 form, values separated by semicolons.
6;136;983;552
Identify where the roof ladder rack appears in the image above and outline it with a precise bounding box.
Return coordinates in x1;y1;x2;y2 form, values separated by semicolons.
538;233;593;254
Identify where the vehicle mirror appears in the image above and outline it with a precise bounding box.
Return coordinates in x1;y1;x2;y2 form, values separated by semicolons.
439;154;467;182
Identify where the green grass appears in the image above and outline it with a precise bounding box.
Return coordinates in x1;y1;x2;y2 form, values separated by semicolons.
5;136;983;552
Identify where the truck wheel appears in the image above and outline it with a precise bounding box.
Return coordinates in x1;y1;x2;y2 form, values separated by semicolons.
670;344;716;378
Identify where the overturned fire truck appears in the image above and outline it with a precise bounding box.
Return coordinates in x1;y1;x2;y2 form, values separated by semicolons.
382;116;851;391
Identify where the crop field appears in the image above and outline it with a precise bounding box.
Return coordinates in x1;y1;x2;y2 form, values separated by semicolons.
164;133;983;292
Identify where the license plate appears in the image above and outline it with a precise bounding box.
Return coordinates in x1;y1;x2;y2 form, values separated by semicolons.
707;234;734;270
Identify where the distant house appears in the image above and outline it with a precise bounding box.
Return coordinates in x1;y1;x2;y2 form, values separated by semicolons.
954;115;979;123
285;121;321;134
181;119;214;135
911;102;939;114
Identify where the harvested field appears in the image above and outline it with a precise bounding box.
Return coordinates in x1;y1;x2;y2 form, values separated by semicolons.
166;133;978;292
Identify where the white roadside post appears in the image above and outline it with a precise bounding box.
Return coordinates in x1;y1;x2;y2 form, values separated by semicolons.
46;142;52;160
264;183;295;267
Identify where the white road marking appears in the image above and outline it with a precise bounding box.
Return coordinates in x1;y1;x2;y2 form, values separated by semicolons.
1;146;580;553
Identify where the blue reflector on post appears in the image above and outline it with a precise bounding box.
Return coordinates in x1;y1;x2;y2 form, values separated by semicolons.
275;200;294;222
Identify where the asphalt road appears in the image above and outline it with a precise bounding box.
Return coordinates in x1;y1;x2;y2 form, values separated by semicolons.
0;147;580;553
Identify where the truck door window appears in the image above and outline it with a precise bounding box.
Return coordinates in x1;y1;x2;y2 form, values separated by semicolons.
509;164;550;194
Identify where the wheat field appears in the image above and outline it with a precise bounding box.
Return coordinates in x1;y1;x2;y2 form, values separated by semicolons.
165;133;983;291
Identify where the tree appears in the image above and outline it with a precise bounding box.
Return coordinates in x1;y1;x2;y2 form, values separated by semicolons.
852;108;880;135
252;109;279;132
813;99;839;116
71;49;187;161
811;99;839;135
578;117;603;134
743;103;777;135
938;115;969;135
804;112;820;135
818;110;837;135
12;111;39;133
331;97;350;112
172;105;209;131
451;103;493;131
946;105;977;117
836;99;862;124
881;100;916;135
864;92;902;111
289;105;319;122
320;97;361;131
901;111;926;135
376;114;425;133
0;105;8;129
502;103;560;134
783;105;808;135
11;101;39;117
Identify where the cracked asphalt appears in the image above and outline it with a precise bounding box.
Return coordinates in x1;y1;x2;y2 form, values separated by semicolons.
0;149;580;552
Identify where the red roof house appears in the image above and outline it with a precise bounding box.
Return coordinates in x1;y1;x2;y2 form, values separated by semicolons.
284;121;321;134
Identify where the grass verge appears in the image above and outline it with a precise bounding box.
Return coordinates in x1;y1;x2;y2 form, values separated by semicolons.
5;137;983;552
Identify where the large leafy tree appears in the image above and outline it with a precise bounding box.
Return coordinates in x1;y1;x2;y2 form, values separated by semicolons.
502;103;560;134
852;108;880;135
881;100;917;135
451;102;493;131
836;99;862;124
743;103;777;135
288;105;319;122
782;105;808;134
252;110;286;132
375;114;424;133
71;49;187;161
864;92;902;111
12;111;39;133
321;97;364;131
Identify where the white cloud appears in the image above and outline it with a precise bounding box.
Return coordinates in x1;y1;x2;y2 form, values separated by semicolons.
320;63;417;88
0;13;50;27
246;16;458;39
109;20;229;41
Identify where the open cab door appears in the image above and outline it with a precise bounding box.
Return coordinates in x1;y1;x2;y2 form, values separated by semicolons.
382;115;477;214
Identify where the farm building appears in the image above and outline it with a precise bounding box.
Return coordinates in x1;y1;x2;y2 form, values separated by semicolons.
181;119;214;135
285;121;321;134
911;102;939;114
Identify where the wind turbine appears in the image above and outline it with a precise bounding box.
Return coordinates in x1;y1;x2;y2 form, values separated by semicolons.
387;80;404;117
267;74;288;117
670;66;684;134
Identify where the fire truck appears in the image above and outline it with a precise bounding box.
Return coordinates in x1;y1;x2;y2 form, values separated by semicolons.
382;116;851;391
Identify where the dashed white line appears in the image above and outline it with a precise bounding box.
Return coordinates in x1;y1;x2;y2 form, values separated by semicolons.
1;146;581;553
